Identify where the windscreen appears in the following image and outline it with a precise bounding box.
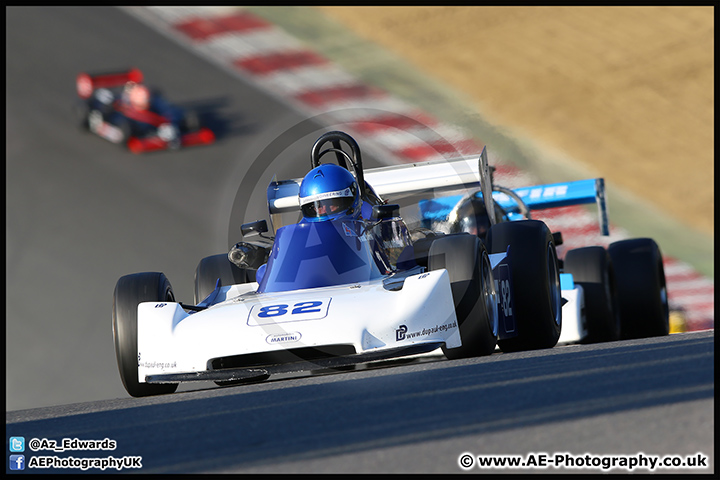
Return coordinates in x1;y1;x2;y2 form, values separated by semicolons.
257;219;387;293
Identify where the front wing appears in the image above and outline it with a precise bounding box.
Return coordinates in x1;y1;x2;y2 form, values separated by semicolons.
147;342;444;384
126;128;215;153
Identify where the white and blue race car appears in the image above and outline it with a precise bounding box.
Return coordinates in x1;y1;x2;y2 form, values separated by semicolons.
418;163;670;345
112;131;564;397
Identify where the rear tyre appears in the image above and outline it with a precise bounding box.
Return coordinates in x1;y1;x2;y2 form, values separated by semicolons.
608;238;669;339
112;272;179;397
182;110;200;133
564;246;620;343
194;253;253;304
429;233;498;359
487;220;562;352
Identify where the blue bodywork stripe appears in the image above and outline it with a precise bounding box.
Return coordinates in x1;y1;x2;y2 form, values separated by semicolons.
560;273;575;291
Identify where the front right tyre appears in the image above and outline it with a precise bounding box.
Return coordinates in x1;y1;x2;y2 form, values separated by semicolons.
112;272;178;397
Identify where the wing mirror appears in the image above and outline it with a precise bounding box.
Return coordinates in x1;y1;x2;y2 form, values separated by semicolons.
241;219;269;237
372;204;400;220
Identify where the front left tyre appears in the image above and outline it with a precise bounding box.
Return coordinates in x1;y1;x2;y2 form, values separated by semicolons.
112;272;179;397
429;233;498;359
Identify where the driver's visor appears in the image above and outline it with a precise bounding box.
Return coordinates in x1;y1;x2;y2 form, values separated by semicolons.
301;196;354;218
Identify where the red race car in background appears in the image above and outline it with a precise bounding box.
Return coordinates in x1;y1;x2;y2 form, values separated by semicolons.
74;68;215;153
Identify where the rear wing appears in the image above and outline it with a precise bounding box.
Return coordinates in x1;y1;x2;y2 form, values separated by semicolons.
497;178;609;235
76;68;143;99
419;177;610;236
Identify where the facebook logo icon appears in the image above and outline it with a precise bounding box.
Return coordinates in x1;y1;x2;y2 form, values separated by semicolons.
9;455;25;470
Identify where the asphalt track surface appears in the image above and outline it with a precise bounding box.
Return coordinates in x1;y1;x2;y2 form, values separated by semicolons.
5;7;715;474
5;331;715;473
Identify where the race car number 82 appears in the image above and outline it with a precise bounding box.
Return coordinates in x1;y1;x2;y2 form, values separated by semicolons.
258;302;322;317
248;298;331;325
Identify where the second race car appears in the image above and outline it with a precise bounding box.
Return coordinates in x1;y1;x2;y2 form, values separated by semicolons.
418;163;670;344
75;67;215;153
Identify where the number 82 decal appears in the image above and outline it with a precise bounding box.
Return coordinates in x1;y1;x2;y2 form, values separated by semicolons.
248;298;331;325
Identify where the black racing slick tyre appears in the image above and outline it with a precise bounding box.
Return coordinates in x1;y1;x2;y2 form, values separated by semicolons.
194;253;253;304
608;238;669;339
564;246;620;343
182;110;201;133
112;272;178;398
429;233;498;359
487;220;562;352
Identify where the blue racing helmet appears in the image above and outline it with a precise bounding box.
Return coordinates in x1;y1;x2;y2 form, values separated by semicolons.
299;164;360;222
